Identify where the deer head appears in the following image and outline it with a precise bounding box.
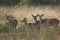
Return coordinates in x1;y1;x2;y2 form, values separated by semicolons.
5;14;18;32
37;14;44;20
32;14;38;21
5;14;11;21
21;17;27;24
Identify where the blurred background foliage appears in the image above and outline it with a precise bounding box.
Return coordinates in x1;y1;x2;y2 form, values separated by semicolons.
0;0;20;6
8;15;16;20
0;24;9;32
0;0;60;6
16;25;26;32
0;23;26;32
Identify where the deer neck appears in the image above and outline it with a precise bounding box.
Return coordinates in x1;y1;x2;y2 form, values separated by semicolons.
25;22;27;24
24;21;27;24
40;18;42;21
39;18;42;26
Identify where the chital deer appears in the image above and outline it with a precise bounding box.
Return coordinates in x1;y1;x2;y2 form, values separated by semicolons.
47;18;59;27
6;14;18;32
21;17;39;40
37;14;59;27
21;18;39;32
32;15;40;25
32;14;40;32
37;14;45;27
21;18;33;32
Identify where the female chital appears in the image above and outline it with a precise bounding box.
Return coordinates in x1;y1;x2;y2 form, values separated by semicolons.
21;17;35;32
32;14;40;32
6;14;18;32
37;14;59;27
21;17;42;32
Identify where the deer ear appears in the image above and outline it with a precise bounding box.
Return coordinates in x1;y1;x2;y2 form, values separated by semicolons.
21;20;23;22
32;14;34;17
5;14;8;16
42;14;44;16
37;14;39;16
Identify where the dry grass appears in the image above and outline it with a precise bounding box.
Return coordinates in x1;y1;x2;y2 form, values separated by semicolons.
0;26;60;40
0;5;60;40
0;5;60;28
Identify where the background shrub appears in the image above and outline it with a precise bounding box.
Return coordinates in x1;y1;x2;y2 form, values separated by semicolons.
0;24;9;32
16;25;26;32
0;23;26;32
20;0;60;5
0;0;20;6
0;0;60;6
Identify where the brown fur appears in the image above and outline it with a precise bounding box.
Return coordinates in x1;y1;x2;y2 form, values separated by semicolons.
32;14;40;32
21;17;39;32
37;14;59;27
6;14;18;32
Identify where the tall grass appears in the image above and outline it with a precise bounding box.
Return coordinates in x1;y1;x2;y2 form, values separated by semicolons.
16;25;26;32
0;24;9;32
0;5;60;28
38;26;60;40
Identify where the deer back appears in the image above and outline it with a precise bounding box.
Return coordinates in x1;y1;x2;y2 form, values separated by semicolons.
41;18;48;27
48;18;59;26
41;18;59;27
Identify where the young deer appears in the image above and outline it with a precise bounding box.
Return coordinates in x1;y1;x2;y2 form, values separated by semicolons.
21;18;33;32
47;18;59;27
32;14;40;32
37;14;45;27
6;14;18;32
21;17;35;32
37;14;59;27
32;15;40;25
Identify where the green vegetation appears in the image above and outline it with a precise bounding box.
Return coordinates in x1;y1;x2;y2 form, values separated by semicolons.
0;23;60;40
0;0;60;6
39;26;60;40
21;0;30;4
8;15;16;20
0;0;20;6
0;24;9;32
0;24;26;32
45;27;56;40
21;0;60;5
16;25;26;32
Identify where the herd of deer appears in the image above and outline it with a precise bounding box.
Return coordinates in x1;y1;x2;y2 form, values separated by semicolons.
5;14;59;32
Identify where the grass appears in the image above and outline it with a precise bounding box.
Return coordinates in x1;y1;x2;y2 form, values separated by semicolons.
16;25;60;40
16;25;26;32
0;24;9;32
0;5;60;40
0;24;60;40
40;26;60;40
0;5;60;28
0;24;26;32
44;27;56;40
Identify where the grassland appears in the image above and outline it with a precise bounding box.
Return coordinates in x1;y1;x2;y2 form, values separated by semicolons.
0;5;60;28
0;26;60;40
0;5;60;40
